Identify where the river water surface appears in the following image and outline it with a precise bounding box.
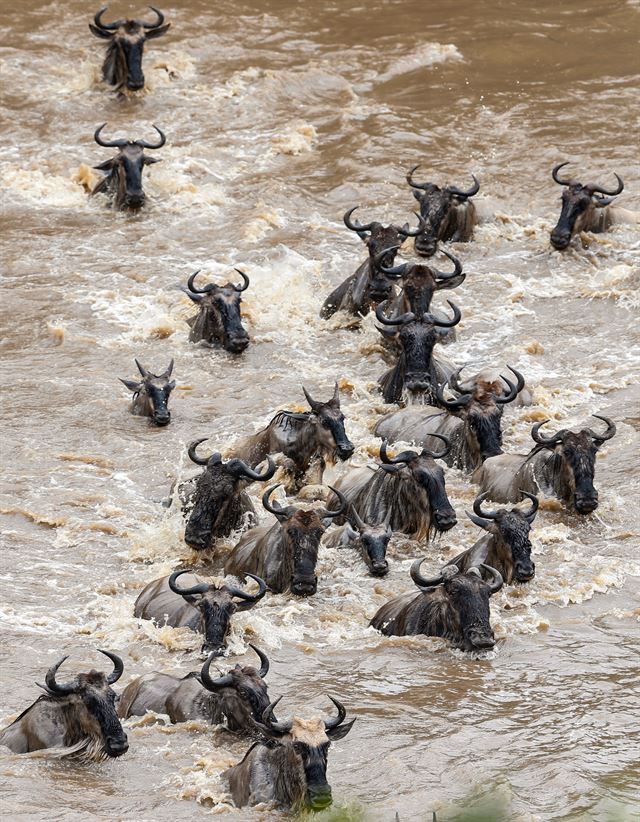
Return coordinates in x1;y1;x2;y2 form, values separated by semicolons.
0;1;639;820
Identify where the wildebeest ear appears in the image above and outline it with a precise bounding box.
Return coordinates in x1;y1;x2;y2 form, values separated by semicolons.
89;24;115;39
120;378;142;392
145;22;171;39
94;159;116;172
435;273;465;291
326;717;356;741
143;157;161;165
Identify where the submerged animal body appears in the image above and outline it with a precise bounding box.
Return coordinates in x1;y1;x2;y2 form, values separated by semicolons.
473;416;616;515
0;651;128;760
120;358;175;425
184;269;250;353
370;558;503;651
322;507;392;577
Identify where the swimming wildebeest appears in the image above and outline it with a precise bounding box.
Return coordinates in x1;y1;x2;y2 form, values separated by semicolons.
322;507;392;577
549;162;625;250
375;366;526;471
120;358;175;426
224;696;355;811
474;415;616;515
376;300;460;405
89;6;170;92
183;269;250;353
0;651;128;759
224;484;347;596
118;644;272;732
134;569;267;655
229;384;355;492
447;491;539;583
182;438;276;550
370;557;503;651
91;123;165;210
406;165;480;257
328;437;456;540
319;207;424;319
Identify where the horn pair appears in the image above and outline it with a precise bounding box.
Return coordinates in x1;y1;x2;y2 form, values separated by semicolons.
133;358;174;381
187;269;249;294
262;484;348;520
302;382;340;411
379;436;450;465
42;650;124;696
259;695;348;736
375;247;463;280
187;439;275;481
466;491;539;529
94;123;166;149
552;162;623;196
375;299;461;328
343;207;424;238
168;569;267;604
531;415;616;446
411;557;503;593
93;6;165;30
200;644;270;691
406;165;480;198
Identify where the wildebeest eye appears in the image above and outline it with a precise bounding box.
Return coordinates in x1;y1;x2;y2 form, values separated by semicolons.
321;419;332;429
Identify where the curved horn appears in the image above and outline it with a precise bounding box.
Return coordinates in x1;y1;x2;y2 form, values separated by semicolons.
433;250;463;280
232;268;249;292
379;440;417;465
94;123;128;148
350;504;366;531
480;563;503;594
519;490;539;522
188;438;218;466
324;695;347;730
448;366;465;394
374;246;404;276
587;414;616;443
426;300;461;328
187;270;215;294
421;432;451;460
169;569;210;597
494;366;525;405
410;557;444;589
94;7;124;30
465;509;491;530
134;359;151;379
406;164;430;191
473;491;499;520
249;644;270;679
302;385;322;412
98;649;124;684
199;652;233;691
227;573;267;604
142;5;165;28
261;697;293;735
137;125;166;150
160;359;174;379
398;211;426;238
436;380;472;411
552;161;573;186
323;486;348;519
237;456;276;483
586;174;624;197
447;175;480;199
531;420;564;446
375;301;415;326
45;656;76;696
262;484;286;517
343;206;374;234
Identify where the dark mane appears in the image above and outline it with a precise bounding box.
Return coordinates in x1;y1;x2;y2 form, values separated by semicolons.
270;410;311;433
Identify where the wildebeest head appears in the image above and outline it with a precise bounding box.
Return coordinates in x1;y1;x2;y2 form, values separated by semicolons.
411;558;503;651
466;491;539;582
376;300;461;398
530;415;616;514
380;250;465;316
120;358;175;425
184;269;250;353
302;383;355;461
92;123;165;210
550;162;623;250
379;437;457;532
262;484;347;596
254;695;355;811
38;650;128;759
436;365;525;463
89;6;170;92
198;644;271;731
343;506;392;576
184;439;276;550
343;206;424;302
169;570;267;655
406;165;480;257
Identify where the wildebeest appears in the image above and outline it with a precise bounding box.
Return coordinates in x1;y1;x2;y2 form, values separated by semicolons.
89;6;170;92
322;507;392;577
376;300;460;405
118;644;271;732
134;569;267;655
120;358;175;426
0;651;128;759
474;416;616;515
91;123;165;210
370;557;503;651
182;438;276;550
224;484;347;596
406;165;480;257
375;366;526;471
549;162;624;250
319;207;424;319
224;696;355;811
183;269;250;353
328;437;456;540
447;491;539;583
229;384;355;492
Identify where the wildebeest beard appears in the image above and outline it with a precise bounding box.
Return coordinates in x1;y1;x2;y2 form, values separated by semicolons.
494;513;535;582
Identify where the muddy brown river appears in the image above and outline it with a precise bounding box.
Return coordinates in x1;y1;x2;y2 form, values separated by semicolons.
1;0;639;819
